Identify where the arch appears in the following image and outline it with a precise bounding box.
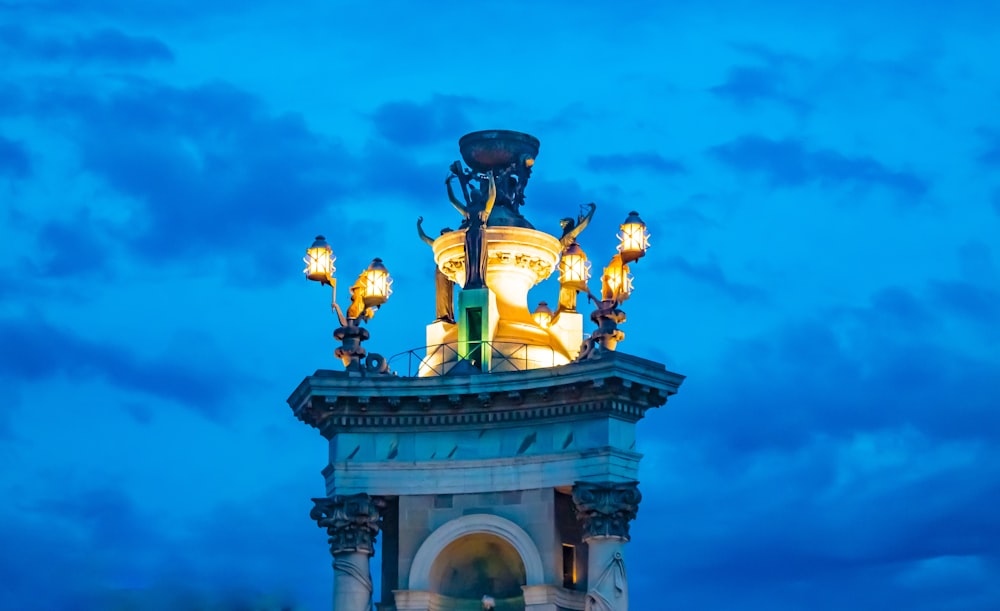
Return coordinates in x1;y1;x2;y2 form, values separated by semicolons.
408;513;545;591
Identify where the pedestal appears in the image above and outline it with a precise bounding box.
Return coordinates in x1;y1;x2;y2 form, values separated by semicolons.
550;311;584;360
457;287;499;371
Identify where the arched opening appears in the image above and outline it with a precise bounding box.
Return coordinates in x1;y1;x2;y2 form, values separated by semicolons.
428;533;526;610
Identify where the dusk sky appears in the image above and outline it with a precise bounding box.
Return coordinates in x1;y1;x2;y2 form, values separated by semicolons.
2;1;999;609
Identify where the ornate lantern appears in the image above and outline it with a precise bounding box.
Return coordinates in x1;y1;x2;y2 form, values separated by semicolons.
304;235;334;284
532;301;554;328
559;242;591;290
617;211;649;264
601;254;633;302
361;258;393;308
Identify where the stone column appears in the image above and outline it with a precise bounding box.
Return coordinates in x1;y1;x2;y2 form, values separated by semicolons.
572;482;641;611
311;494;386;611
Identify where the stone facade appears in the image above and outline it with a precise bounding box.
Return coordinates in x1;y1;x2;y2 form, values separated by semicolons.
289;351;684;610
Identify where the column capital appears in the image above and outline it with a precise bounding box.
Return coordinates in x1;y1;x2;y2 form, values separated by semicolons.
571;481;641;541
310;493;386;556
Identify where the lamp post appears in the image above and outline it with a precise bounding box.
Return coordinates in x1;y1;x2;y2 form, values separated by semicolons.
303;236;393;374
571;211;650;361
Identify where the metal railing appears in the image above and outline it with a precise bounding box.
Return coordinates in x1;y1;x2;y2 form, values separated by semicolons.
387;340;564;377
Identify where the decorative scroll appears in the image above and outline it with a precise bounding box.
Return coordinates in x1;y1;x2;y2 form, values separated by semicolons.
571;481;642;541
310;494;386;556
584;551;627;611
334;552;373;597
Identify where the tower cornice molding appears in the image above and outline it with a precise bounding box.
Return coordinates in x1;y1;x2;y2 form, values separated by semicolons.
287;352;684;437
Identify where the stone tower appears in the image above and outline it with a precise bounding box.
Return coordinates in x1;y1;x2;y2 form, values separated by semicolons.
288;131;685;611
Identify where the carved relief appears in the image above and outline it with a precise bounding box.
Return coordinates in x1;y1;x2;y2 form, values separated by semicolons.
310;494;386;556
585;551;627;611
491;250;554;278
438;250;555;284
571;481;642;541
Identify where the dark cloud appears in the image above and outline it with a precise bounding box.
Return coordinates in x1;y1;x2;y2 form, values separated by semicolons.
625;281;1000;609
0;135;30;178
709;135;929;199
979;129;1000;167
32;78;351;282
584;152;685;175
632;461;1000;609
0;25;173;64
0;0;262;22
662;255;768;302
712;43;811;113
0;83;26;116
0;480;323;610
711;66;811;114
0;313;237;419
665;283;999;459
929;280;1000;326
370;95;480;148
35;211;114;278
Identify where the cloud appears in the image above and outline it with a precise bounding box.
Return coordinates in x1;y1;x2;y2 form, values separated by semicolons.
709;135;929;199
0;25;173;65
0;313;237;420
711;43;811;113
31;78;353;282
711;66;811;114
34;211;114;278
626;280;1000;608
0;479;323;610
584;152;685;175
0;135;30;178
979;129;1000;167
929;280;1000;326
664;283;1000;460
370;95;481;148
661;255;767;303
0;0;264;23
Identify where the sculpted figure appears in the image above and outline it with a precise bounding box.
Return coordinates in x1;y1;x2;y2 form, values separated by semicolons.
559;202;597;248
446;169;497;289
417;217;456;323
345;276;368;321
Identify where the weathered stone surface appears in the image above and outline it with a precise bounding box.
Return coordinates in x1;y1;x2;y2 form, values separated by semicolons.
310;493;386;556
571;481;642;542
287;351;684;437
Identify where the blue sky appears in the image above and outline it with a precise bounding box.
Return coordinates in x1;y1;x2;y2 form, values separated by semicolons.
1;1;998;609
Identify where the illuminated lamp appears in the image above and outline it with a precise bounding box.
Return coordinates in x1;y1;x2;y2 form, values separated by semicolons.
559;242;591;290
532;301;554;328
602;254;633;302
304;235;334;284
617;211;649;264
361;258;393;308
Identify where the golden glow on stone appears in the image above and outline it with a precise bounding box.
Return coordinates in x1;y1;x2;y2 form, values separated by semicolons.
602;254;633;301
532;301;554;328
304;235;334;284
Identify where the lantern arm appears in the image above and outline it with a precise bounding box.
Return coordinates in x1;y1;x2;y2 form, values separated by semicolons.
332;302;348;327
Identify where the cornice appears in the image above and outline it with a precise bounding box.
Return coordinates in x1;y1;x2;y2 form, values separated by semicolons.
286;352;685;437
